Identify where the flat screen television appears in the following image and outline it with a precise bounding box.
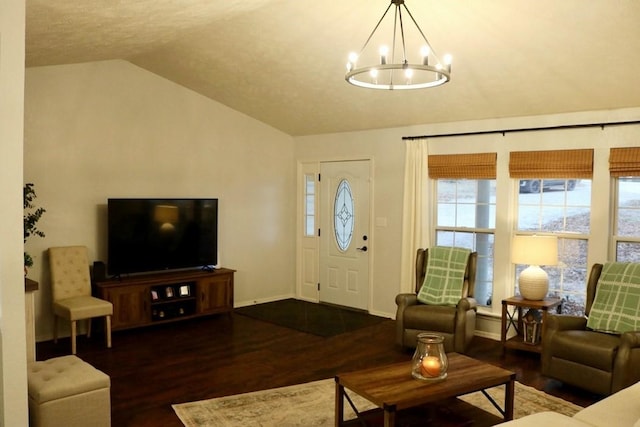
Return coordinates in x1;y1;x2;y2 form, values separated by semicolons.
107;198;218;276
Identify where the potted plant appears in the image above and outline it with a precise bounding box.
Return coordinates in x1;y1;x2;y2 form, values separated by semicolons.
24;183;46;274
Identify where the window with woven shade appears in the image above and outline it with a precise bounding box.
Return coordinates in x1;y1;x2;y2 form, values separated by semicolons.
430;152;497;307
510;149;594;316
428;152;497;179
611;147;640;262
509;149;593;179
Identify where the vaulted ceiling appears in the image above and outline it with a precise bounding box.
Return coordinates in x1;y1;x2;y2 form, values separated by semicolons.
26;0;640;136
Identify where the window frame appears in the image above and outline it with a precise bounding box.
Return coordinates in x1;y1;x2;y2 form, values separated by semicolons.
433;178;497;307
514;178;592;315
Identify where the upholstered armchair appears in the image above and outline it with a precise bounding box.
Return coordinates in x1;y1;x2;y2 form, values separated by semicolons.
395;247;478;354
49;246;113;354
542;262;640;395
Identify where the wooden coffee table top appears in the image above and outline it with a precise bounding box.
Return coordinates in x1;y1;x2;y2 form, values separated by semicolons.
336;353;515;412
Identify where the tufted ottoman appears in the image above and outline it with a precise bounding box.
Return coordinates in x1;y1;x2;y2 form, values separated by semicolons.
27;355;111;427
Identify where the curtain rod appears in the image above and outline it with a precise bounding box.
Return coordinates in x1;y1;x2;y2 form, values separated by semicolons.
402;119;640;141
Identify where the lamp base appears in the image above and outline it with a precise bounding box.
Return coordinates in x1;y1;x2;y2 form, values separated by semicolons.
518;265;549;300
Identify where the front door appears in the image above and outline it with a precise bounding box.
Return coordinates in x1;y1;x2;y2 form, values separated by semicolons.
319;160;370;310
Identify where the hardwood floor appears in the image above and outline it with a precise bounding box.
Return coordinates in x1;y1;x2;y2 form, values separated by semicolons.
36;309;603;427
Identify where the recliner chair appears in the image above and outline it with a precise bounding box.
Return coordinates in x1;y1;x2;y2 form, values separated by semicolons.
395;248;478;354
542;263;640;395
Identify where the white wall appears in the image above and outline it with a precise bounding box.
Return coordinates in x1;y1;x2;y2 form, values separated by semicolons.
24;60;296;341
294;107;640;337
294;128;407;318
0;0;29;425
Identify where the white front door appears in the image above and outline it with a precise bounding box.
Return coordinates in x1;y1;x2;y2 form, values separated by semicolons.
319;160;370;310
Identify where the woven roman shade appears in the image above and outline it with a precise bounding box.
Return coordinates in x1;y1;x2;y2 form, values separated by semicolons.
509;149;593;178
428;153;496;179
610;147;640;177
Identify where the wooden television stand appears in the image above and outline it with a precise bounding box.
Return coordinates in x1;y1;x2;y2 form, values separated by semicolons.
94;268;234;331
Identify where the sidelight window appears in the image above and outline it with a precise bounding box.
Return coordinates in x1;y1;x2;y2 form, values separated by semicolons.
304;174;315;236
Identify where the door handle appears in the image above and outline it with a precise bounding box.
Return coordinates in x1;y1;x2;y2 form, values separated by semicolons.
356;246;368;252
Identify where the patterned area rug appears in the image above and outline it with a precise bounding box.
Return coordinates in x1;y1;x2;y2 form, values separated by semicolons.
173;378;582;426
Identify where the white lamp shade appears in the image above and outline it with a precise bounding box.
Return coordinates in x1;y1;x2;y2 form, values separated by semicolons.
512;235;558;300
511;235;558;266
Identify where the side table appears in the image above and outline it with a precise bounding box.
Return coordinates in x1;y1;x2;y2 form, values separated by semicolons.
501;296;562;354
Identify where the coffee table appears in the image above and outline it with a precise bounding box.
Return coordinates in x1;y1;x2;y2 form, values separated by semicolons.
335;353;515;427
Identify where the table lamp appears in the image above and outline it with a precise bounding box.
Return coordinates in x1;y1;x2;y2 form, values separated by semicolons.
511;235;558;300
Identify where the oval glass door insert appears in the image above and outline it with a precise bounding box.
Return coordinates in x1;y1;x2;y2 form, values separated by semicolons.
334;179;354;251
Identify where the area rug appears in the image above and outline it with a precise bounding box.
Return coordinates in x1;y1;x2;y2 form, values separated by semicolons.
234;298;388;337
173;378;582;427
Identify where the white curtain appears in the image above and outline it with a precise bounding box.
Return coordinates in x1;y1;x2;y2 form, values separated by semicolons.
399;138;431;294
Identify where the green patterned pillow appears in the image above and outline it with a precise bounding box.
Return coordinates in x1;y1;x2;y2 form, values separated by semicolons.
417;247;471;306
587;262;640;334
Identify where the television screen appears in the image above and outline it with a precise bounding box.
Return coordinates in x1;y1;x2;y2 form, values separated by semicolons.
107;198;218;276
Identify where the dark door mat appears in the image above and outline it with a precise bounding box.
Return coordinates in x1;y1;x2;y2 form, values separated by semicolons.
235;298;388;337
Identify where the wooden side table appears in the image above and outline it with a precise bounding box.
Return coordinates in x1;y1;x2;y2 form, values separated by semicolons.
501;296;562;354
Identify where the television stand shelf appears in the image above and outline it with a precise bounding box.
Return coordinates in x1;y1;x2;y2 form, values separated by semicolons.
93;268;234;331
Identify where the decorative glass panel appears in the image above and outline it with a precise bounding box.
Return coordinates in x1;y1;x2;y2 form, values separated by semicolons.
334;179;354;251
304;174;315;236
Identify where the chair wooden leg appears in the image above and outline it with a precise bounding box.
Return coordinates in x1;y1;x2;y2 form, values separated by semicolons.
71;320;77;355
53;316;58;344
105;315;112;349
86;317;92;338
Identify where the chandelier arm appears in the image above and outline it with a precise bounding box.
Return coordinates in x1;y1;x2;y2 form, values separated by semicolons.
401;3;443;64
357;2;394;56
397;3;408;64
390;4;399;86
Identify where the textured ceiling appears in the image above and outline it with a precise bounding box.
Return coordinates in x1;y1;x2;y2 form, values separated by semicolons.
26;0;640;136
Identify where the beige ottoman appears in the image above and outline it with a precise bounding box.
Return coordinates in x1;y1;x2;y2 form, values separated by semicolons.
27;355;111;427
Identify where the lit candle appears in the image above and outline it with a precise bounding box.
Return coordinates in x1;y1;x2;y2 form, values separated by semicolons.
420;356;441;378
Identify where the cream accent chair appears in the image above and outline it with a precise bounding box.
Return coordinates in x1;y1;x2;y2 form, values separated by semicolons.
49;246;113;354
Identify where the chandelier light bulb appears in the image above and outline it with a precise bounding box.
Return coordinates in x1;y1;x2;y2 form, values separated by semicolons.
370;68;378;84
404;68;413;78
379;45;389;65
347;52;358;71
420;46;430;65
435;63;443;81
444;54;452;72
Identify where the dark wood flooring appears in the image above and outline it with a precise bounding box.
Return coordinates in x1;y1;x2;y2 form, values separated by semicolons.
36;307;603;427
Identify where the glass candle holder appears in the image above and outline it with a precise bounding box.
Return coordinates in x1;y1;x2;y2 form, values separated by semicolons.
411;333;448;381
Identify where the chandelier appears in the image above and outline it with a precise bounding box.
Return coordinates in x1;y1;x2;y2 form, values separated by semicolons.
345;0;451;90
